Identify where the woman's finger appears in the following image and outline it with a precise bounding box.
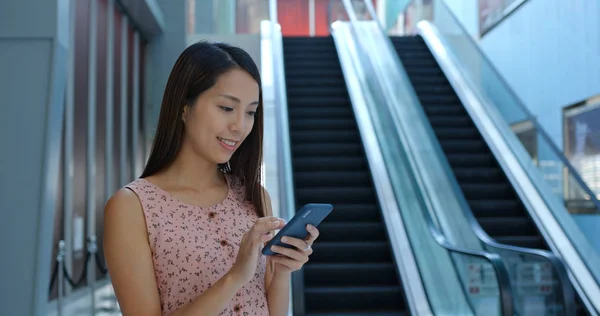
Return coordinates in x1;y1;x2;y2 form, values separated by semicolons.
270;255;303;270
270;245;307;262
281;236;309;251
306;224;320;240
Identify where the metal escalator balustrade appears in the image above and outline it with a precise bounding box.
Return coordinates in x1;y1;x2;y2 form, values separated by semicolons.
391;35;585;316
283;36;408;316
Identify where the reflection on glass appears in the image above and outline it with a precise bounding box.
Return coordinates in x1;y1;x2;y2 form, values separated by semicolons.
185;0;269;35
235;0;269;34
511;120;538;164
452;253;501;315
564;101;600;206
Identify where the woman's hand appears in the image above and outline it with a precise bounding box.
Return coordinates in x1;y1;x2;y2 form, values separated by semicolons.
268;224;320;274
229;217;285;286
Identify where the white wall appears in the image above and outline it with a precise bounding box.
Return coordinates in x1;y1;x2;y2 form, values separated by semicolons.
446;0;600;148
442;0;478;37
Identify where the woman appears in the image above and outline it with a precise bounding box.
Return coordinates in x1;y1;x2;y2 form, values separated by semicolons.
103;41;320;316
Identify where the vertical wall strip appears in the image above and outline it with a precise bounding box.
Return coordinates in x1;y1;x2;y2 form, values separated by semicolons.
86;0;98;295
106;0;114;198
132;31;140;179
309;0;315;36
269;0;277;23
63;0;77;295
120;16;129;186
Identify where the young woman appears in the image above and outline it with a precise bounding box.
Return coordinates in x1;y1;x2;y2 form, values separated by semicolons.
103;41;320;316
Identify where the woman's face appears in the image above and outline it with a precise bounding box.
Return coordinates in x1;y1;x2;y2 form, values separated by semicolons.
182;68;259;165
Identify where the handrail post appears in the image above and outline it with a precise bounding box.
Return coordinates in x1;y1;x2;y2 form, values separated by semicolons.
87;235;98;314
57;240;65;316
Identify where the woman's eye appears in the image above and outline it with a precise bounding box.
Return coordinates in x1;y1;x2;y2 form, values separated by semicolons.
219;106;233;112
247;111;257;117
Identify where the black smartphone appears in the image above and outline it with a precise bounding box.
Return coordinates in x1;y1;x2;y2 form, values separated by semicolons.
262;203;333;256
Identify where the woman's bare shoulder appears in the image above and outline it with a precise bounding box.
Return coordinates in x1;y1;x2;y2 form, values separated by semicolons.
104;188;145;228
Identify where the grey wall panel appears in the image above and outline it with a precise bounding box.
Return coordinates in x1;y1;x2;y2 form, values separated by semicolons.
0;39;53;312
0;0;70;309
113;8;124;195
145;0;187;145
72;0;91;284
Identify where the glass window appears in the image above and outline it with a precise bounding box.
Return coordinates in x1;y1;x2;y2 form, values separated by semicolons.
564;98;600;212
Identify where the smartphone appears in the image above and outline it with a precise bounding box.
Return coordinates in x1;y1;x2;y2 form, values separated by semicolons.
262;203;333;256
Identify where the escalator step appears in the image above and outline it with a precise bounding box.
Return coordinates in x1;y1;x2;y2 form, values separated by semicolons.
305;286;404;311
435;127;480;140
417;94;460;104
296;187;376;204
285;61;341;70
422;105;465;115
440;140;487;152
294;171;371;187
493;236;545;249
283;45;336;53
284;51;339;60
453;167;504;181
290;118;356;131
446;153;496;167
304;263;397;287
307;312;408;316
310;242;392;263
325;204;381;222
413;84;454;94
468;200;523;217
292;157;367;172
285;68;344;78
402;67;444;77
317;222;387;242
288;96;349;106
289;107;354;119
288;87;348;98
286;76;345;87
291;130;360;143
292;143;363;157
428;116;472;126
394;45;428;53
409;75;448;85
460;183;514;199
399;58;438;67
478;217;539;236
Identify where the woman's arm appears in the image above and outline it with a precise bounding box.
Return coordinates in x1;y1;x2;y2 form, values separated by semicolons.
103;189;246;316
262;189;291;316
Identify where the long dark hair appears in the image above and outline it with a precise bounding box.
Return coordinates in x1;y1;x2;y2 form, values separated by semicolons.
141;41;265;217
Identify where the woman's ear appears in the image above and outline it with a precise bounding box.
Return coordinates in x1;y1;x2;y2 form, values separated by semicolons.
182;105;190;124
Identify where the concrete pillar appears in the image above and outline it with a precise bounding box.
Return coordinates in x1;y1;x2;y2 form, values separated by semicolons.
0;0;71;314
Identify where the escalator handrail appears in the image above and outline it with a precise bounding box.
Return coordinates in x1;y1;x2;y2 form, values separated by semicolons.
337;1;515;315
413;20;578;315
357;0;577;314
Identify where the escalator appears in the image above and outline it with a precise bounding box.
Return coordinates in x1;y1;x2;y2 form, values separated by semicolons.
391;35;587;316
283;36;409;316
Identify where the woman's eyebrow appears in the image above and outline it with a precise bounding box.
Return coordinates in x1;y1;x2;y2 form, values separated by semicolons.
218;94;259;105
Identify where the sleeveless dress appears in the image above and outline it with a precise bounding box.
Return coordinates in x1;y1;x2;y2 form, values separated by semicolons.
124;174;269;316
